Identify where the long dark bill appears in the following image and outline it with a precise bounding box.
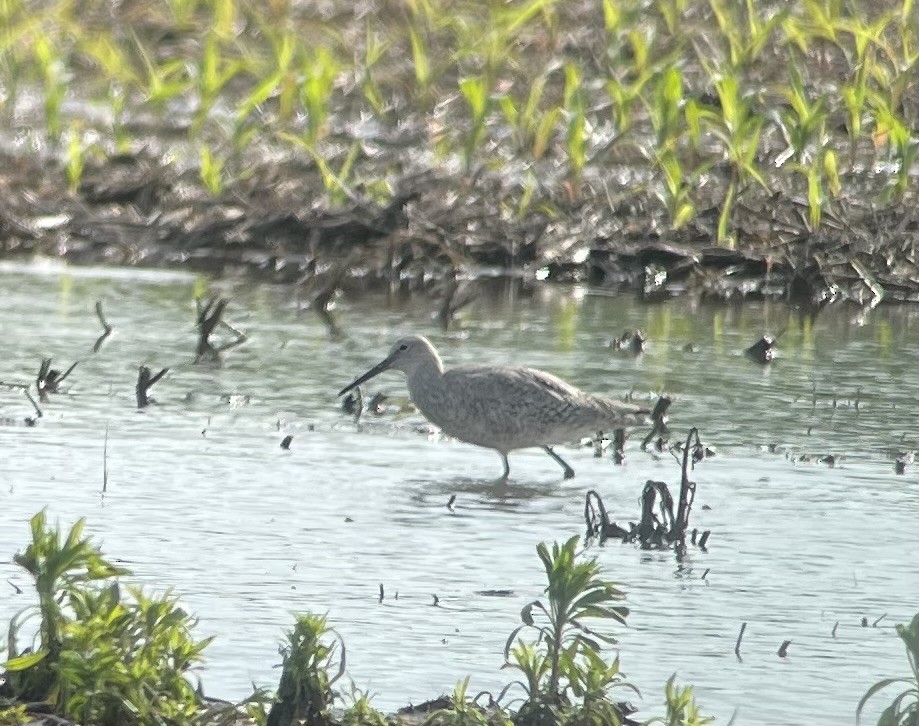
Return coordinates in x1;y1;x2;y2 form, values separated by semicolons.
337;354;396;396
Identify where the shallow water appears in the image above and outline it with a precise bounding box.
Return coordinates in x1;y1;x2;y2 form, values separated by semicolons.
1;260;917;725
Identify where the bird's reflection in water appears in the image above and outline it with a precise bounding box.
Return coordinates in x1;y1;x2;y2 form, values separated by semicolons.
404;475;569;513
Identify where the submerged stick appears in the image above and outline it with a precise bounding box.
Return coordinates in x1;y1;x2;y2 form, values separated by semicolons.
102;424;109;493
640;395;672;450
136;365;168;407
36;358;78;401
437;278;478;331
310;255;354;337
583;490;629;541
612;428;626;465
93;300;115;353
0;381;44;421
195;297;247;363
675;427;701;539
735;622;747;659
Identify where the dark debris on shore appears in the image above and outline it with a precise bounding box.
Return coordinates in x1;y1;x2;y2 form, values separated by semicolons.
1;146;917;307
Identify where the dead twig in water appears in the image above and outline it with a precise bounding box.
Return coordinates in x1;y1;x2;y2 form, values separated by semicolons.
735;622;747;660
136;365;168;407
676;427;702;541
745;334;776;364
612;428;626;465
584;489;629;542
102;423;109;493
93;300;115;352
640;395;672;450
437;278;478;331
586;427;711;555
778;640;792;658
311;262;350;337
341;387;363;422
36;357;78;401
195;297;247;363
0;380;44;422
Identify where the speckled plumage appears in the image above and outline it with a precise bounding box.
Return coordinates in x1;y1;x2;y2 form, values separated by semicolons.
339;335;650;478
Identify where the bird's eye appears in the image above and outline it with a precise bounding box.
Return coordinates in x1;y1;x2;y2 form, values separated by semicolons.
399;344;408;351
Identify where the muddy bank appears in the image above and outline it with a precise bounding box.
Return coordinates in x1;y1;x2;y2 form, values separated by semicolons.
1;148;917;307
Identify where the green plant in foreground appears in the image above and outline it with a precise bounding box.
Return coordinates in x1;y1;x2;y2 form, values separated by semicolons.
2;511;128;700
340;686;388;726
644;675;714;726
266;613;345;726
503;536;633;725
0;702;30;725
1;512;213;725
55;584;210;724
857;612;919;726
422;677;510;726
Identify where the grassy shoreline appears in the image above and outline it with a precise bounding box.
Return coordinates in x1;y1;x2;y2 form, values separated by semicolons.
0;0;917;304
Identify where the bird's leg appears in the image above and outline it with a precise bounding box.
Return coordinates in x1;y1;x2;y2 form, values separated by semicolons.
543;446;575;479
499;453;510;480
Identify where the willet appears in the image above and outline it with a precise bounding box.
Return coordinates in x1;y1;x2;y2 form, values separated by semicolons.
338;335;650;479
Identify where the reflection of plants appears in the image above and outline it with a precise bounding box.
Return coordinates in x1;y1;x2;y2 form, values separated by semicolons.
857;611;919;726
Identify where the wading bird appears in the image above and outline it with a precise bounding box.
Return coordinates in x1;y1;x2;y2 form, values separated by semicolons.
338;335;650;479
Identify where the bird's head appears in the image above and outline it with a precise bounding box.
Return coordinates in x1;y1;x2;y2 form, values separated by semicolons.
338;335;441;396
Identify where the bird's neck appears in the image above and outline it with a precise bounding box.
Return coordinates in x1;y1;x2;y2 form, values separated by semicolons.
406;356;444;404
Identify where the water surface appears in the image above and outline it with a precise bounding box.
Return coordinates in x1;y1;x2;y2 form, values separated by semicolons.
1;261;917;725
